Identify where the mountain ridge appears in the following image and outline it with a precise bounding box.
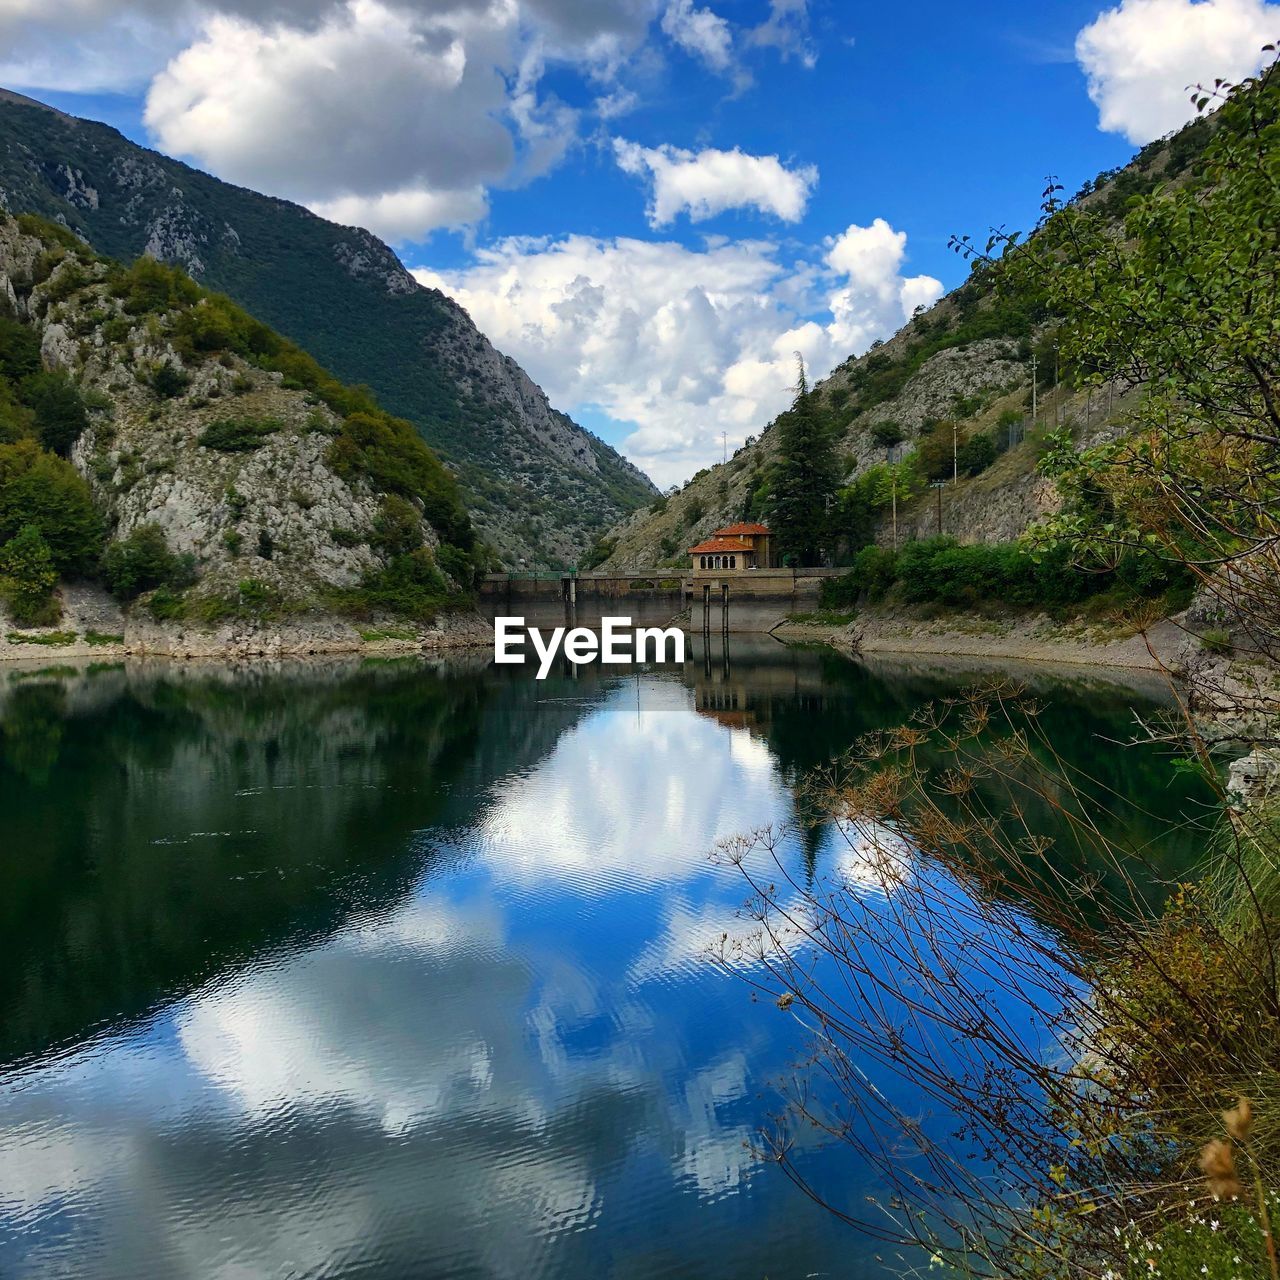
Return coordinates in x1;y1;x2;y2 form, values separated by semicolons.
596;113;1216;572
0;89;657;565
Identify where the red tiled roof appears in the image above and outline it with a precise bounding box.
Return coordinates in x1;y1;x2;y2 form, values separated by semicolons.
688;537;754;554
713;522;770;536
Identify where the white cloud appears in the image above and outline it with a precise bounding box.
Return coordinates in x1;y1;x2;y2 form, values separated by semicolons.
310;185;490;240
614;139;818;226
747;0;815;68
142;0;518;237
660;0;734;72
414;220;941;486
1076;0;1279;143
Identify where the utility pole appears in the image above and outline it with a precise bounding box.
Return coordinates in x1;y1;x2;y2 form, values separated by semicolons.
934;480;943;534
1053;341;1060;426
952;420;958;486
1031;353;1038;428
722;432;727;465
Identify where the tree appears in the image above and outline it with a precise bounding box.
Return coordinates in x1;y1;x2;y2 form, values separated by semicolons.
101;523;194;600
977;54;1280;716
21;371;89;456
957;430;997;476
869;420;904;449
768;356;840;566
0;439;101;573
0;524;59;624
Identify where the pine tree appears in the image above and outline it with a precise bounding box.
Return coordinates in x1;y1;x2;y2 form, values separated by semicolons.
768;356;839;566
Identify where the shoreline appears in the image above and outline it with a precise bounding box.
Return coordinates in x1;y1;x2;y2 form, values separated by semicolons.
771;611;1189;674
0;605;494;664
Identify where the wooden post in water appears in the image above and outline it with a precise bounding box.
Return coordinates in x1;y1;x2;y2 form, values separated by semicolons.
702;584;711;640
721;583;729;640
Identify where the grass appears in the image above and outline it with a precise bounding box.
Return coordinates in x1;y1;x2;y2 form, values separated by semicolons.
6;630;77;646
84;631;124;647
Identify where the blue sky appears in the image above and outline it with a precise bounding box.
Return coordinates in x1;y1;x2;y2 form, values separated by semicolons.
5;0;1277;484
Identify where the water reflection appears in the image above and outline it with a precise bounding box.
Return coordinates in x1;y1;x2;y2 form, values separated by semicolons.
0;646;1207;1279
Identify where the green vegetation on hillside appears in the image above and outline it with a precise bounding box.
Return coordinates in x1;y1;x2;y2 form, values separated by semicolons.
0;212;485;627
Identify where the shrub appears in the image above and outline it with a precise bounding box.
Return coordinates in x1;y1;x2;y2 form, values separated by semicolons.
327;411;472;549
1201;627;1233;654
1114;548;1194;599
112;257;201;316
0;316;42;383
198;416;282;452
822;545;899;608
0;439;102;572
436;543;477;590
371;494;424;556
149;362;191;400
913;427;955;482
869;421;904;449
20;371;89;456
0;524;60;625
340;550;449;621
102;524;196;600
580;537;616;570
956;431;997;476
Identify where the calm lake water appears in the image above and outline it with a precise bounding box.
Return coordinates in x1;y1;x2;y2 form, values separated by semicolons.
0;641;1209;1280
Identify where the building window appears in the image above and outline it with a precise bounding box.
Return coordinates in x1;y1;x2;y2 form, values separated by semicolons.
729;555;736;569
700;555;707;569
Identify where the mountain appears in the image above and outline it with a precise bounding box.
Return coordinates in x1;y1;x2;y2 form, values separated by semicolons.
0;207;496;652
596;115;1215;572
0;88;657;566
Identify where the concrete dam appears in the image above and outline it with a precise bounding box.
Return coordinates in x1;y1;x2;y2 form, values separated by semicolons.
478;569;845;633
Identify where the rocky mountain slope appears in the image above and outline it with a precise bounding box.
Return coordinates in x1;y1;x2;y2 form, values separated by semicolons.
0;210;492;655
0;88;656;565
599;115;1214;571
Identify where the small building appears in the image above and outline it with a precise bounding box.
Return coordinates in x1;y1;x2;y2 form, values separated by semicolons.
688;522;774;572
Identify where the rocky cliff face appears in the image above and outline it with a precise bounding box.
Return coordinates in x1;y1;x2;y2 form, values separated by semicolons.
599;320;1054;570
2;220;386;596
0;90;656;565
0;215;497;657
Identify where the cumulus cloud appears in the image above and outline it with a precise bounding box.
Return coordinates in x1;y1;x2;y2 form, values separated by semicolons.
1;0;826;242
143;0;519;234
310;185;490;240
660;0;734;72
413;221;941;486
614;139;818;226
1076;0;1279;143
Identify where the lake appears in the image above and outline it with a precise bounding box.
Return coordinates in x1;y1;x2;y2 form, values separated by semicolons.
0;641;1209;1279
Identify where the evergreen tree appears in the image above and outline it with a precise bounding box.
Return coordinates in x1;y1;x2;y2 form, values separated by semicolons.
768;357;839;566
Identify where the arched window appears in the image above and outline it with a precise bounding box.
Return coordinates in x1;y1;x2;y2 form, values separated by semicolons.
700;555;707;569
729;555;736;569
714;555;722;569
